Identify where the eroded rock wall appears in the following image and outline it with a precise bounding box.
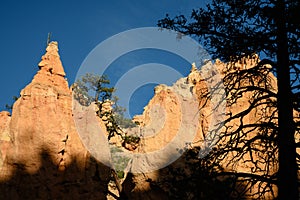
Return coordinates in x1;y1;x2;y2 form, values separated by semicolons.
0;42;110;199
125;57;280;199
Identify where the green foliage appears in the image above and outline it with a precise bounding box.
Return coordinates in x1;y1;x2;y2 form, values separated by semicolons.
112;97;136;129
122;135;140;145
73;73;137;139
116;171;124;179
74;73;139;188
73;73;114;106
110;146;130;179
114;113;137;129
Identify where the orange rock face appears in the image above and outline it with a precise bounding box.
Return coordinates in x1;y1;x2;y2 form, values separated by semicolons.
125;58;280;199
0;111;11;169
0;42;110;199
0;42;294;199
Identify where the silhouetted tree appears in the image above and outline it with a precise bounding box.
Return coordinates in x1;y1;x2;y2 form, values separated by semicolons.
158;0;300;199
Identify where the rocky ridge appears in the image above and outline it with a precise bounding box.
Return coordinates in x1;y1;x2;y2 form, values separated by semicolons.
0;43;286;199
0;42;110;199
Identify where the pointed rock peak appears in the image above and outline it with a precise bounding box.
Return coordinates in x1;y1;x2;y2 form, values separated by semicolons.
46;41;59;53
38;41;66;77
187;62;201;85
215;59;223;65
190;62;197;73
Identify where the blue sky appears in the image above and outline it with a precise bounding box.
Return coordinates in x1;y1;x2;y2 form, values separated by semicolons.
0;0;210;116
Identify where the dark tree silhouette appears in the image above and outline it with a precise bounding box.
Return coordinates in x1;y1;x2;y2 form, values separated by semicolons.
143;60;280;199
199;60;279;199
158;0;300;199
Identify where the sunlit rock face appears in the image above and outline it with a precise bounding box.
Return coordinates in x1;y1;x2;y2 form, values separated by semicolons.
7;41;77;173
125;57;281;199
0;111;11;169
0;41;293;199
0;42;110;199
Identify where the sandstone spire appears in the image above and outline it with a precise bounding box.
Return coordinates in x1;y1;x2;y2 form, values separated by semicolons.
190;62;197;72
38;41;66;77
1;41;75;174
0;42;110;199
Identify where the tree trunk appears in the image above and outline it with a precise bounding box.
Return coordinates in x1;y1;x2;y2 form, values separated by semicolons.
276;0;298;199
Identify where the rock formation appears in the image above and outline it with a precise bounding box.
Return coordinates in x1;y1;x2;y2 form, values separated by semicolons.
0;42;294;199
122;57;281;199
0;42;110;199
0;111;10;169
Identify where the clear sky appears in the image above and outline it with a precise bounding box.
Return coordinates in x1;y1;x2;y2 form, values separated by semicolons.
0;0;210;116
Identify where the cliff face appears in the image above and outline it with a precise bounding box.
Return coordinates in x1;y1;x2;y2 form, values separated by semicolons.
0;42;110;199
0;111;10;169
6;41;80;173
125;57;280;199
0;42;288;199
